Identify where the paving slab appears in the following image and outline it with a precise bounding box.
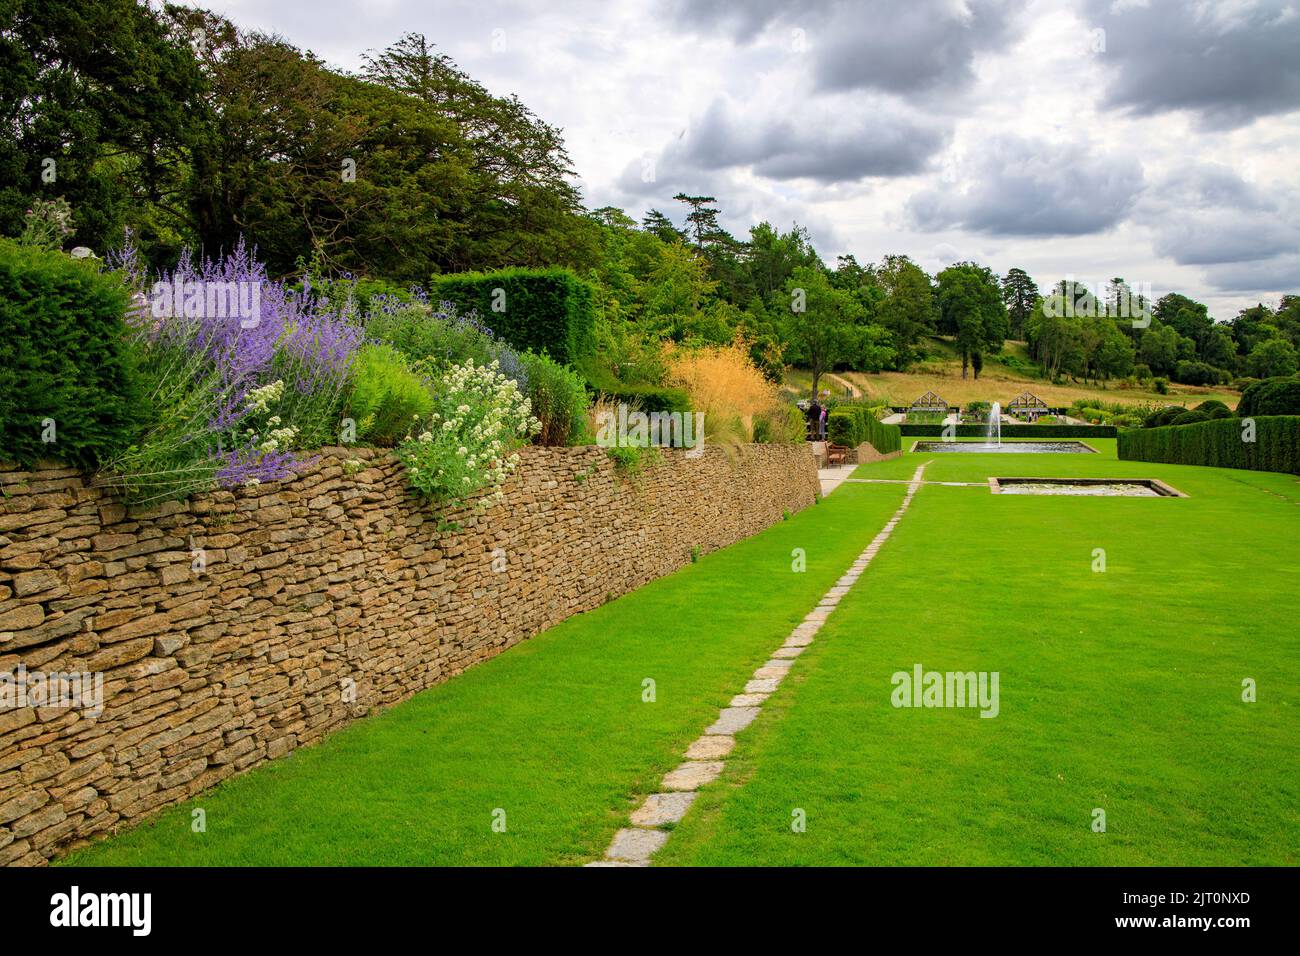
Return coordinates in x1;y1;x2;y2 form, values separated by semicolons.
685;735;735;759
606;827;669;862
706;707;760;735
662;760;725;791
630;792;697;827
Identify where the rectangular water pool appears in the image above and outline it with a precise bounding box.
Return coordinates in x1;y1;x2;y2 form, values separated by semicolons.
989;477;1187;497
911;440;1096;454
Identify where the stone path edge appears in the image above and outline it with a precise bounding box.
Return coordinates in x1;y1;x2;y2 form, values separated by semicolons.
587;462;932;866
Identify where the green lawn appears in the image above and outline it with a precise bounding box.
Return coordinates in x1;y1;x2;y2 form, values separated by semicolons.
66;440;1300;866
62;478;906;866
657;442;1300;865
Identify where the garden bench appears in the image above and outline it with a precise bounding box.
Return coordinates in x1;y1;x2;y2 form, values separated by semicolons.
826;444;850;465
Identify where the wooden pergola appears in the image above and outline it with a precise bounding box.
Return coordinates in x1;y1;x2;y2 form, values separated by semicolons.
1007;392;1049;415
909;390;949;413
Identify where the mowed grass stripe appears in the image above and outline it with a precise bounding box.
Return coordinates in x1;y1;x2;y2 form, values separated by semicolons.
63;481;906;866
659;450;1300;866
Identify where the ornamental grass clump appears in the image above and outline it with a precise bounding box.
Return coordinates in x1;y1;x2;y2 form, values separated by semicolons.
665;341;780;444
397;358;540;518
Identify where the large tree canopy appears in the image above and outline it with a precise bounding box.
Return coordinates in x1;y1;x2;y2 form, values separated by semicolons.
937;262;1008;379
0;0;211;261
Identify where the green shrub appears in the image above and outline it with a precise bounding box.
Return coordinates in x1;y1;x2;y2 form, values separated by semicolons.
827;410;856;446
366;301;502;372
754;403;805;444
1194;399;1233;420
1154;377;1169;395
346;344;433;446
1143;405;1188;429
606;443;662;476
431;267;596;365
521;351;589;446
1170;410;1211;426
0;239;144;468
1119;416;1300;474
829;406;901;453
1237;377;1300;418
1174;360;1226;387
1074;406;1114;424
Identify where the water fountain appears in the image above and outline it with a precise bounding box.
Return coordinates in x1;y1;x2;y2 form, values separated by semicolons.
987;401;1002;447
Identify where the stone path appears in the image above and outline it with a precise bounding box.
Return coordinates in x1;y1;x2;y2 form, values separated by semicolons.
588;462;932;866
817;463;860;497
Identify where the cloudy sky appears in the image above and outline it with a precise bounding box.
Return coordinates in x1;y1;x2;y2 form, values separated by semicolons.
182;0;1300;319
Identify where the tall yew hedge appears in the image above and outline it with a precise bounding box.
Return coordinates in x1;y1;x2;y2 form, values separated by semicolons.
430;267;596;366
0;240;143;468
1118;417;1300;474
828;406;901;454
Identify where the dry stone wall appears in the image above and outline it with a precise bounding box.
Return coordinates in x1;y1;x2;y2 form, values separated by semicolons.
0;443;817;865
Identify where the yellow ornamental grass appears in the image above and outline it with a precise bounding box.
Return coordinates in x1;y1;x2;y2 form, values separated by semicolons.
664;342;780;443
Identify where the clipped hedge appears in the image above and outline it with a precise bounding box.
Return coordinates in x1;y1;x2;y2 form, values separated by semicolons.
0;239;143;468
1118;416;1300;474
829;406;902;454
900;423;1117;438
1237;377;1300;418
430;267;596;365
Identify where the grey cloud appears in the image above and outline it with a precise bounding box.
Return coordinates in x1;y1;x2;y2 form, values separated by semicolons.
681;98;948;182
813;0;1015;95
1139;164;1300;289
670;0;1018;96
1154;216;1300;266
665;0;818;42
1084;0;1300;129
615;96;947;194
1156;163;1272;212
907;136;1145;236
1201;256;1300;293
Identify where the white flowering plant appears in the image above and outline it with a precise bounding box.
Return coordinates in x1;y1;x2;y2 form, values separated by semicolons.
397;358;540;514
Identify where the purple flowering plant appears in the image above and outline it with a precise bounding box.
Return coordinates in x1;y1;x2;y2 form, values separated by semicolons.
104;237;363;502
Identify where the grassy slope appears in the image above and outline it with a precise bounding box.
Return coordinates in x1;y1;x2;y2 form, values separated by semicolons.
657;443;1300;865
785;337;1239;410
62;480;905;866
